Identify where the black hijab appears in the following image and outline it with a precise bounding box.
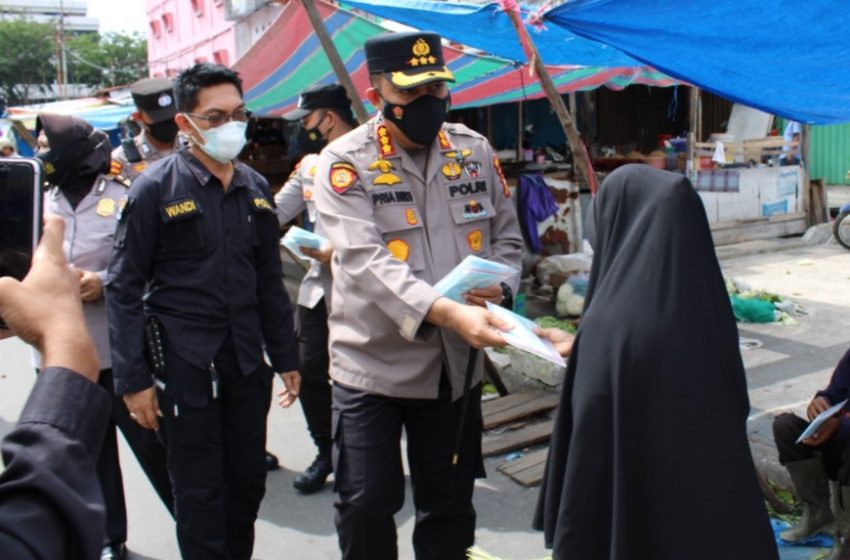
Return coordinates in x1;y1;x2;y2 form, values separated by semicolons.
533;165;777;559
36;114;111;209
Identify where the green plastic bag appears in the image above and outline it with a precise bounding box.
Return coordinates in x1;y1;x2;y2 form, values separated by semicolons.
730;295;776;323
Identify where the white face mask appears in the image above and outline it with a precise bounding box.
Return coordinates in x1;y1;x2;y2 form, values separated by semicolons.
185;116;248;163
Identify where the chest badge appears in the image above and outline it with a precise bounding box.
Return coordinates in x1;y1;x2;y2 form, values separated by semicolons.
445;149;472;164
96;197;116;217
405;208;418;225
464;162;481;178
368;158;402;186
467;229;483;253
442;161;462;181
330;162;358;195
133;161;148;174
308;166;317;177
387;238;410;262
463;200;487;219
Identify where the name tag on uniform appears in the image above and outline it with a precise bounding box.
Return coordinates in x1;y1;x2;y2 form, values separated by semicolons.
160;198;202;222
252;197;274;212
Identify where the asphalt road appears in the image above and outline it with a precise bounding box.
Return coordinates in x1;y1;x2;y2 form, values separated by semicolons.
1;243;848;559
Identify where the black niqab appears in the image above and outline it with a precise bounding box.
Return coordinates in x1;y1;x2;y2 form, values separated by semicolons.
534;165;777;559
36;114;111;209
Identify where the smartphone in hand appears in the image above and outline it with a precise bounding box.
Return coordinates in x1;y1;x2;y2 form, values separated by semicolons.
0;157;43;329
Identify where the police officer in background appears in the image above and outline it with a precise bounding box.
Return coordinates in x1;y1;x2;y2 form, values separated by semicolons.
111;78;180;183
313;32;523;560
276;83;357;493
35;113;173;560
106;63;300;560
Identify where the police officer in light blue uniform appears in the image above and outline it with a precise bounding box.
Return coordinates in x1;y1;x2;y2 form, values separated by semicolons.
35;113;173;560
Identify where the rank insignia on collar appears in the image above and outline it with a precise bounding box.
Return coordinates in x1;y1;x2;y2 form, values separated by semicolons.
376;125;397;157
110;160;123;175
96;197;116;217
467;229;483;252
330;162;358;195
405;208;418;225
463;200;487;219
441;161;462;181
387;238;410;262
437;130;451;151
464;161;481;178
368;158;402;186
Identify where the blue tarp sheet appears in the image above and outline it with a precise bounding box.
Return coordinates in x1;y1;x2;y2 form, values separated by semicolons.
340;0;641;68
344;0;850;124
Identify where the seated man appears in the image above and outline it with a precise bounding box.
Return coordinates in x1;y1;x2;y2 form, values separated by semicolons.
773;349;850;557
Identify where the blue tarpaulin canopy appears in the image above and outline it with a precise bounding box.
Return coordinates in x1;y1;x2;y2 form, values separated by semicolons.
343;0;850;125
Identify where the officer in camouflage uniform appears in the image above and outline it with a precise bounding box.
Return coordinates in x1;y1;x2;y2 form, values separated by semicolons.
313;31;523;560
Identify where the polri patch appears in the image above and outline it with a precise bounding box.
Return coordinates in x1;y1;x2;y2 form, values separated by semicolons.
467;229;483;252
387;238;410;262
160;198;202;222
330;162;358;195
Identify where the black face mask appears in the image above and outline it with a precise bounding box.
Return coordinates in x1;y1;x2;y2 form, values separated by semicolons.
37;144;85;186
296;124;328;155
381;92;450;146
146;119;179;144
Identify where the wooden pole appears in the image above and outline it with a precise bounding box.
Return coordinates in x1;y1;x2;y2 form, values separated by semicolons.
301;0;369;123
504;9;594;190
801;123;815;224
687;85;700;176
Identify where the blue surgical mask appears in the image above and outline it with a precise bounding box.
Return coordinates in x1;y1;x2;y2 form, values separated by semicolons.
186;116;248;163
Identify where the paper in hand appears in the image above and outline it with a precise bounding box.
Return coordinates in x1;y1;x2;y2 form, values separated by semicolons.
485;302;566;368
796;399;848;444
281;226;326;260
434;255;518;303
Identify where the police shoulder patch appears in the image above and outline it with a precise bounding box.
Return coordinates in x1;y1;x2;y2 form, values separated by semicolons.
160;198;202;222
329;162;358;195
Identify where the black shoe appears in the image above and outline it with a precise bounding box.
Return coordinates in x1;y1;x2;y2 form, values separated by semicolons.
265;451;280;471
293;451;333;494
101;542;127;560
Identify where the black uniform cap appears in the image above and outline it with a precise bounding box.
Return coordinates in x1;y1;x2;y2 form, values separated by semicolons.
365;31;455;90
130;77;177;123
283;83;352;121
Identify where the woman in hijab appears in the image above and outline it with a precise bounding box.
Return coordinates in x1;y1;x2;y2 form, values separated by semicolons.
533;164;778;559
35;114;173;560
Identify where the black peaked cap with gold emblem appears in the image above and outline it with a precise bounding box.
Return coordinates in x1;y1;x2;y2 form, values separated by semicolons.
130;77;177;123
365;31;455;90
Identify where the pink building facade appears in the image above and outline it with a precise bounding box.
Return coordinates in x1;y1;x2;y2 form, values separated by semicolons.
146;0;281;78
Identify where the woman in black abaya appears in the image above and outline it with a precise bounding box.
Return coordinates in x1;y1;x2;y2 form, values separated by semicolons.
534;164;777;559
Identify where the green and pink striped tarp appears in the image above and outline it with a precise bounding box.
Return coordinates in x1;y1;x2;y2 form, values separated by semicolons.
234;0;678;117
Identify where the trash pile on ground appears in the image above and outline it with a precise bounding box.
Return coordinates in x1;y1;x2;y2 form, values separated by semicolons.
726;278;809;325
